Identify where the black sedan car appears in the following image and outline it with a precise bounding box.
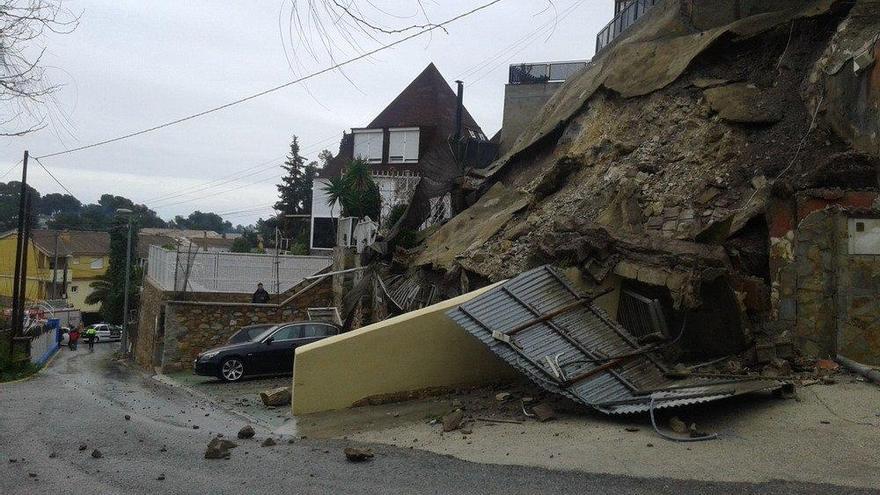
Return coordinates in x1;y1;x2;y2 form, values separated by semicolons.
194;322;338;382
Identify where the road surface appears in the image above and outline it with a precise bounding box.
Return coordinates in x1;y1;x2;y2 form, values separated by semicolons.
1;345;876;495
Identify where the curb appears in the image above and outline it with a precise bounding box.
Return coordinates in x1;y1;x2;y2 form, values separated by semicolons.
150;372;273;430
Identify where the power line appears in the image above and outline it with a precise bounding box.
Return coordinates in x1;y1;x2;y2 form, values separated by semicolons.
34;0;505;161
0;160;22;180
146;132;341;205
151;172;281;210
33;156;76;197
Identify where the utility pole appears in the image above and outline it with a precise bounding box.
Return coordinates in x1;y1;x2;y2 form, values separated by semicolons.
52;231;59;299
9;150;29;358
15;191;32;335
117;209;134;355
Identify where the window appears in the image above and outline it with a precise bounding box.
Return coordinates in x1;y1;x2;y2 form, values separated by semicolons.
388;128;419;163
90;258;104;269
271;325;304;341
303;324;333;338
353;129;384;163
70;285;78;293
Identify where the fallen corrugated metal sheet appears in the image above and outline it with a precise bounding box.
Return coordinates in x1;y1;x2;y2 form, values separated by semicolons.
446;265;783;414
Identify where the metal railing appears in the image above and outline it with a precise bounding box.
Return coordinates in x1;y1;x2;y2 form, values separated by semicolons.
508;61;589;85
596;0;661;53
146;245;331;294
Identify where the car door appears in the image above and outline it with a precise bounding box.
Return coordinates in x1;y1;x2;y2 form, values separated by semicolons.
297;324;336;347
260;324;304;375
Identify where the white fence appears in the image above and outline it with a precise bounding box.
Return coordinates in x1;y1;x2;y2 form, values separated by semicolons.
146;245;332;294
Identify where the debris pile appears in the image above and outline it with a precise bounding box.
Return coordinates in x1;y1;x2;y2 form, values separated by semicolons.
401;0;880;377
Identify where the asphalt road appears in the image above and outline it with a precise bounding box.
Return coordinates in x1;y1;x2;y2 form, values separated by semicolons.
1;346;876;495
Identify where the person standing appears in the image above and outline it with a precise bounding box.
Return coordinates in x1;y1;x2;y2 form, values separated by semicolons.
85;325;97;351
251;282;270;304
68;325;81;350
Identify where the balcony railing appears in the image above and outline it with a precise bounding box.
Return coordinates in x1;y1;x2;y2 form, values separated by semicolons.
508;61;589;85
596;0;661;53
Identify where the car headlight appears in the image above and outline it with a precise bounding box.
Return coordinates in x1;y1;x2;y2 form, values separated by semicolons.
200;351;220;360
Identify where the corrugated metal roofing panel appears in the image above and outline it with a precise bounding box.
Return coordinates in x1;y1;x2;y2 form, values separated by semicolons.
446;265;783;414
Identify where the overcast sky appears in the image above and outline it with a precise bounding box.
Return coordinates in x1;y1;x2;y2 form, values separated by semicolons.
0;0;612;226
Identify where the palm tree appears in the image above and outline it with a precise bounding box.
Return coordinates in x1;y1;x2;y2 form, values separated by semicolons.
84;273;112;307
322;159;381;220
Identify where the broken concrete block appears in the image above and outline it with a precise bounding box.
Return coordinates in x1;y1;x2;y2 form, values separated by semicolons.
237;425;256;440
495;392;512;402
442;409;465;432
704;83;783;124
532;403;557;422
669;416;688;434
259;387;291;407
344;447;374;462
204;437;238;460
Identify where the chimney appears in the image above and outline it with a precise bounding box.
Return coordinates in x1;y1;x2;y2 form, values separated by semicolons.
454;80;464;143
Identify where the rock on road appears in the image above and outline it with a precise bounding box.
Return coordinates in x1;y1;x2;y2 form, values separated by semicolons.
1;346;876;495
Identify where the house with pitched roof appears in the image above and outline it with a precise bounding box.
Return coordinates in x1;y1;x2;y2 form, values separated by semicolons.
309;63;494;251
0;229;110;317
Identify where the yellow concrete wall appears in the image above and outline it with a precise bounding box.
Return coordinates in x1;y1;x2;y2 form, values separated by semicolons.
292;283;519;415
0;235;47;302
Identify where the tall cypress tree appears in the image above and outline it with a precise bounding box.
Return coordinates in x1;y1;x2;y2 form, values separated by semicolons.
275;136;322;245
92;217;140;324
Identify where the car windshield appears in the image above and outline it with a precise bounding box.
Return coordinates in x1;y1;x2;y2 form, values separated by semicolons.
253;325;281;342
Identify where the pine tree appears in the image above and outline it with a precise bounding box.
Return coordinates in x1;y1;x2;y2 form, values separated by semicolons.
275;136;331;246
276;136;308;215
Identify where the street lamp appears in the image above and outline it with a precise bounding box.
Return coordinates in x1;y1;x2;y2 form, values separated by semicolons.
116;208;133;354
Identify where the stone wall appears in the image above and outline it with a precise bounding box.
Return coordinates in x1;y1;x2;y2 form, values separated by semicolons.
160;278;333;372
769;190;880;364
133;278;167;370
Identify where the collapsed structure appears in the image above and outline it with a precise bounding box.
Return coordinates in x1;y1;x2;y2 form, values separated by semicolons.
407;0;880;369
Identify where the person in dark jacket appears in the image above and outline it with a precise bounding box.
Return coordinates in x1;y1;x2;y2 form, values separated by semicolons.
251;283;270;304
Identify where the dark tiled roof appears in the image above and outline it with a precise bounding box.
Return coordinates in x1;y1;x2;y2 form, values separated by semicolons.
29;230;110;256
321;63;484;179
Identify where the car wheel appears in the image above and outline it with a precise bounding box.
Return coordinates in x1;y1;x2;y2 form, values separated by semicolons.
220;358;245;382
94;336;100;343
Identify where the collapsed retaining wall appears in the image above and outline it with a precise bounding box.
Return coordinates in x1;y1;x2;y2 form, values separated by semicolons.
292;283;518;415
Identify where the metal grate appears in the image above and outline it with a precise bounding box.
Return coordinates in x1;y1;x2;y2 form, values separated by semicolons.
617;289;668;340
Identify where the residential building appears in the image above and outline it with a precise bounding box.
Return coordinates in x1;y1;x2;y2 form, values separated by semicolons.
500;60;589;154
0;230;110;317
310;63;494;250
